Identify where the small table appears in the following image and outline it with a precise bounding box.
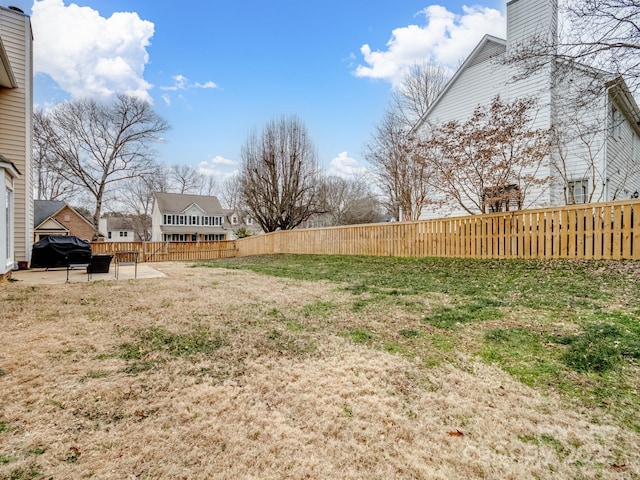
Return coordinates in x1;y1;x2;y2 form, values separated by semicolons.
114;251;138;279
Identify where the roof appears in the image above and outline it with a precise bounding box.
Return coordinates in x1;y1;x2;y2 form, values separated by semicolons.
154;192;225;214
34;200;96;232
34;200;66;227
105;217;135;231
411;34;507;134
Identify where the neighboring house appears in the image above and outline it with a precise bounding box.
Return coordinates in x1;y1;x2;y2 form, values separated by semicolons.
414;0;640;219
99;216;141;242
225;209;263;239
151;192;228;242
34;200;96;242
0;7;32;275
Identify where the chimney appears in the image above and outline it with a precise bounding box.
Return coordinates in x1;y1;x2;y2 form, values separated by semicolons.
506;0;558;55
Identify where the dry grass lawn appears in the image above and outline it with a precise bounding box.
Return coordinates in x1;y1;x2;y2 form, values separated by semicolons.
1;261;639;479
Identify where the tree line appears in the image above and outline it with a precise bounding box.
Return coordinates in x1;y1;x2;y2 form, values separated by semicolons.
35;1;636;238
35;99;384;240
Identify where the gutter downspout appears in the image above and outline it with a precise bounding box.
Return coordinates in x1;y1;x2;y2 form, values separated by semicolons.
603;84;615;201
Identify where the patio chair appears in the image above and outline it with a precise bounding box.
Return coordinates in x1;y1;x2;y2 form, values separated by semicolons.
114;250;138;279
66;249;92;283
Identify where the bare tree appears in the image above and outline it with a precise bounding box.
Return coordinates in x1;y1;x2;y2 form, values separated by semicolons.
33;108;79;201
428;96;552;214
319;175;383;226
508;0;640;95
239;116;322;232
118;167;168;240
391;62;449;128
365;63;447;221
201;175;220;197
168;164;204;194
36;94;170;239
220;175;244;210
365;110;434;221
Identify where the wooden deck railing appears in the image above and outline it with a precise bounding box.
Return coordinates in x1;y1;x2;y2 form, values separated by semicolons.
90;200;640;263
235;200;640;260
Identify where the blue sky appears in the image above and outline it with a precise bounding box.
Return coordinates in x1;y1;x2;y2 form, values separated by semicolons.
11;0;506;180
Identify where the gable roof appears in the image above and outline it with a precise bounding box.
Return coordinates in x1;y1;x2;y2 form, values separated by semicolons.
34;200;95;231
36;217;68;234
105;217;135;231
154;192;224;214
411;34;507;134
34;200;66;227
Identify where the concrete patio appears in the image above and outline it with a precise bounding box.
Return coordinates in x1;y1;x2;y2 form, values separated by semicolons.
11;263;166;285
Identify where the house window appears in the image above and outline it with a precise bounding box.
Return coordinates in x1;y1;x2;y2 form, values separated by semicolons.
567;179;588;204
231;215;238;225
205;216;223;226
246;216;253;225
482;184;522;213
203;234;225;241
108;232;112;239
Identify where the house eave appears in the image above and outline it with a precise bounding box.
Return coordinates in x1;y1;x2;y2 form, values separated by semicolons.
410;34;507;135
0;156;21;177
0;36;17;88
607;77;640;135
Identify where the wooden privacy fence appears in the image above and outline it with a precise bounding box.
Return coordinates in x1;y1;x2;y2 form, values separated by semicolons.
90;200;640;263
90;240;237;262
236;200;640;260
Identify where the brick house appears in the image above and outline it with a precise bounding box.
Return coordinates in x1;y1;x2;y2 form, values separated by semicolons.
34;200;97;243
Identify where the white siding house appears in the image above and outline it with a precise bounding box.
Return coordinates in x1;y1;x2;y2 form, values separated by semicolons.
151;193;229;242
99;217;139;242
0;7;32;275
415;0;640;219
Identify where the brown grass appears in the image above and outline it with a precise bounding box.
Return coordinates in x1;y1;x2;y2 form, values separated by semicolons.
1;262;638;479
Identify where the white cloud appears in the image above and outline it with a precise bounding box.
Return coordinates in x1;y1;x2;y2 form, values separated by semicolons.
160;75;218;91
31;0;154;100
195;81;218;89
328;152;367;178
198;156;239;179
354;5;505;86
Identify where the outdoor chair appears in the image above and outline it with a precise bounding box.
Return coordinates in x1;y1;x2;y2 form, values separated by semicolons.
114;250;138;279
66;249;92;282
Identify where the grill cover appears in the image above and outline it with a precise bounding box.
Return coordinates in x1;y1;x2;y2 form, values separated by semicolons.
30;235;92;269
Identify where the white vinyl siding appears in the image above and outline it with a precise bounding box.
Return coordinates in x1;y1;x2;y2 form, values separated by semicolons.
607;102;640;200
426;54;508;126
